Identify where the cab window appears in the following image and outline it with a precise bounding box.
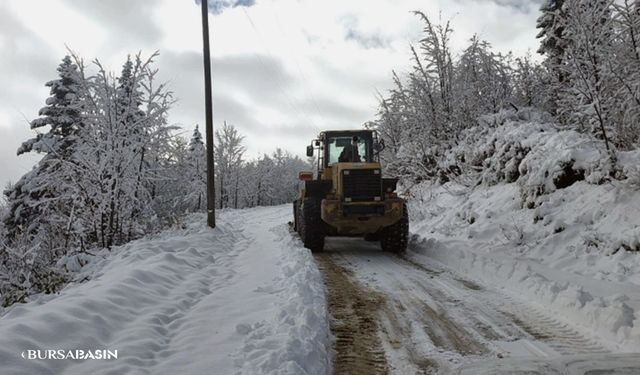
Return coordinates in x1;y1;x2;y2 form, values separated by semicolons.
327;136;369;165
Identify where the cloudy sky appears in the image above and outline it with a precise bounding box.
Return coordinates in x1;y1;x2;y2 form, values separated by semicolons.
0;0;542;191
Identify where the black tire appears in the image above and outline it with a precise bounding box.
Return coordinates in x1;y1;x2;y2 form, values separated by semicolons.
300;198;325;252
292;200;298;232
380;203;408;254
296;200;303;235
364;233;380;242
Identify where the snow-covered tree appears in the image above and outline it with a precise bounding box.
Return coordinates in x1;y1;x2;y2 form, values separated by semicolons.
513;54;549;110
4;55;84;242
17;56;84;156
537;0;568;64
536;0;568;115
184;125;207;211
214;121;245;209
413;11;454;125
454;36;514;126
65;51;176;248
609;0;640;148
557;0;614;150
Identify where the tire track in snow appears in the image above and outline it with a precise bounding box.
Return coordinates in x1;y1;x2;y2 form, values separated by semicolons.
396;252;611;358
314;253;389;375
317;238;611;374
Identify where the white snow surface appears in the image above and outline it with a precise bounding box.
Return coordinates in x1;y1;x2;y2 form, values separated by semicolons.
0;206;331;375
408;120;640;354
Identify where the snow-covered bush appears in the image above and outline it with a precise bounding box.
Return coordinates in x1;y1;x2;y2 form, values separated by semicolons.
425;109;626;209
372;1;640;183
617;150;640;187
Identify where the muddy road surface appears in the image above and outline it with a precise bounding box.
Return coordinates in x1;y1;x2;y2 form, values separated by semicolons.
314;238;640;374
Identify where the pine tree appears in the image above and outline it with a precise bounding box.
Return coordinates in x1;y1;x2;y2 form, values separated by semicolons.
4;55;84;240
536;0;567;59
536;0;567;115
17;55;84;156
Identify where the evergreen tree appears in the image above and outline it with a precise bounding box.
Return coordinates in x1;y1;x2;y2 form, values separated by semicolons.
536;0;567;115
4;55;84;240
536;0;567;59
17;55;84;156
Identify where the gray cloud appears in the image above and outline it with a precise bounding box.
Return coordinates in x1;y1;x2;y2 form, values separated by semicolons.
492;0;543;12
0;3;59;188
0;119;43;189
341;15;391;50
155;48;389;154
466;0;543;13
0;3;59;86
157;50;295;126
59;0;164;47
299;96;374;127
154;50;314;159
213;54;295;93
158;50;295;100
313;59;395;100
194;0;256;15
345;29;389;49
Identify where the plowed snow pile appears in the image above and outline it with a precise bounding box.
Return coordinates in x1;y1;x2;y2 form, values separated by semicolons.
407;115;640;354
0;206;331;375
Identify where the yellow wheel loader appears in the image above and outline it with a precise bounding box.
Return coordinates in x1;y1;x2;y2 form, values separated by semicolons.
293;130;408;253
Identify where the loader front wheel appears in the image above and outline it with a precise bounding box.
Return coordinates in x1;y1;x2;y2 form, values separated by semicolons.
300;198;325;252
380;203;408;254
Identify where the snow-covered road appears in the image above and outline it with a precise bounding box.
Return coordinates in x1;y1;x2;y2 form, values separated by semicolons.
0;206;331;375
2;204;639;374
318;237;640;374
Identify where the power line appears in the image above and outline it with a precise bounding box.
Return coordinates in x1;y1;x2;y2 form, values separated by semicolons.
240;7;321;134
267;1;327;128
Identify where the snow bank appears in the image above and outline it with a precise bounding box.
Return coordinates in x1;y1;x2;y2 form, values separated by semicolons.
410;182;640;351
0;206;331;375
408;115;640;352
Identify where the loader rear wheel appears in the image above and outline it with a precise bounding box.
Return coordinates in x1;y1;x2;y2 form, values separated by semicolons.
380;203;408;254
364;233;380;242
300;198;325;252
292;200;298;232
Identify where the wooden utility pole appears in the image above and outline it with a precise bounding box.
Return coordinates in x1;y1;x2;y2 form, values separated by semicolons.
201;0;216;228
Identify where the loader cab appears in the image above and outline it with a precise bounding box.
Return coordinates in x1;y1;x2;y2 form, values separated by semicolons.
319;130;377;169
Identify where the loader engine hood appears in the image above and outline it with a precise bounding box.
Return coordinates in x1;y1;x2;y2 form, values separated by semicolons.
332;162;382;202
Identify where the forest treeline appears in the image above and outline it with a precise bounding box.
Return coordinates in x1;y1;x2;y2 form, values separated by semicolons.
0;52;308;306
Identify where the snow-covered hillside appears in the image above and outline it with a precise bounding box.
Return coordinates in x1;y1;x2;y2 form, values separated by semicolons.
405;117;640;354
0;207;331;375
